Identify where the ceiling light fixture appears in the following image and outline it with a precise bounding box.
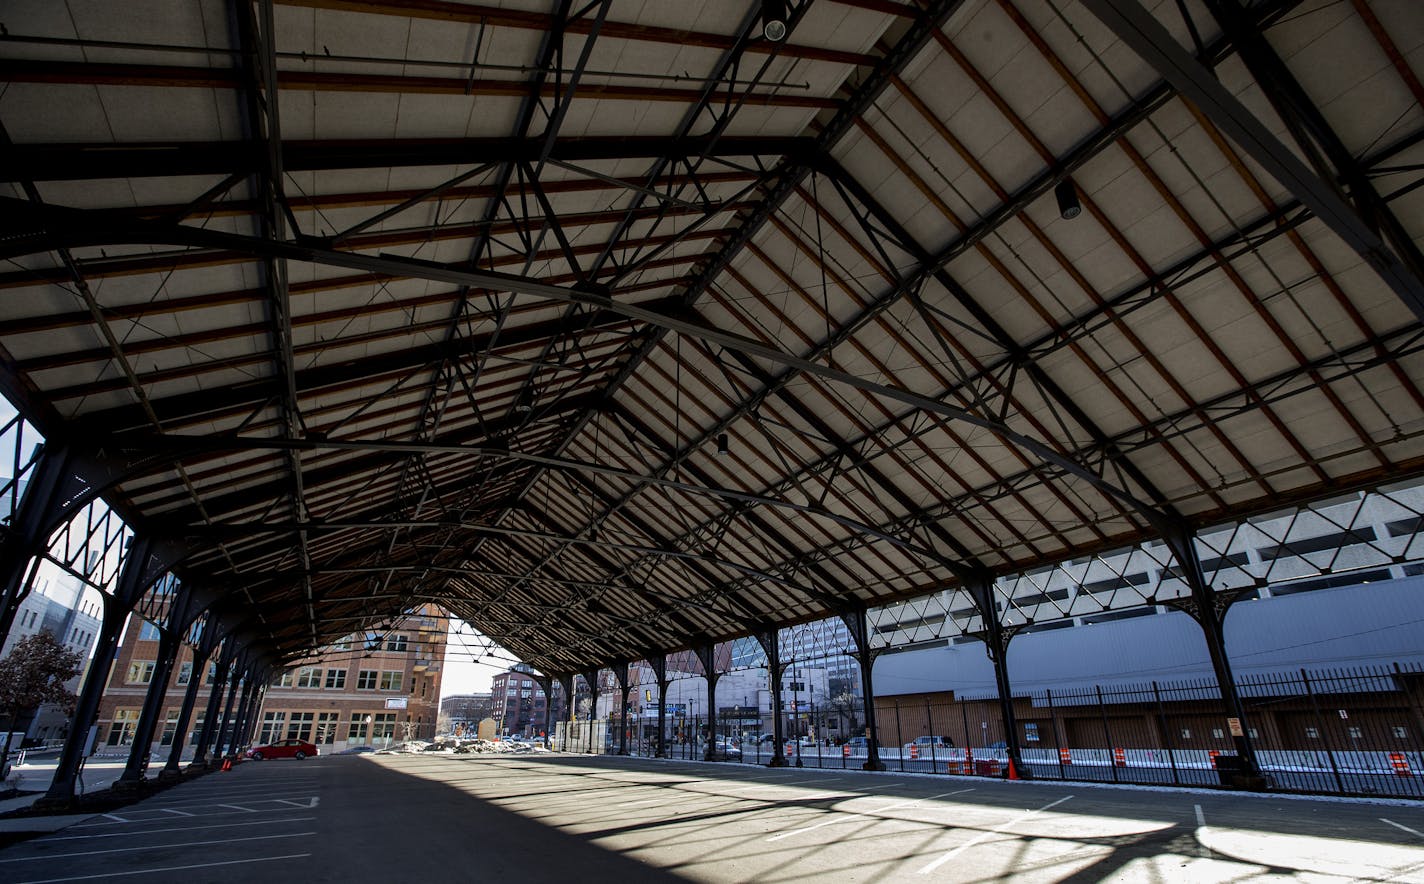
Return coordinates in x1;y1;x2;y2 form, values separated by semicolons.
1055;179;1081;220
515;389;534;412
717;433;730;456
762;0;788;42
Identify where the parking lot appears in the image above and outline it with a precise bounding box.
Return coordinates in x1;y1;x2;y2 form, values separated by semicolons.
0;753;1421;881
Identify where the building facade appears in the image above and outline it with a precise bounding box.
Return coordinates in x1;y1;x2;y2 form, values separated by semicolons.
95;605;447;758
491;664;555;736
440;692;493;735
4;560;105;745
256;607;446;750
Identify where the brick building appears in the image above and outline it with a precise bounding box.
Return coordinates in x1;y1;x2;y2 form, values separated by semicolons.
255;606;446;750
440;693;493;735
96;605;447;758
491;663;558;736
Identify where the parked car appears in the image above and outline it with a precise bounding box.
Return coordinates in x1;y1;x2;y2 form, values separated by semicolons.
711;739;741;760
903;735;954;752
248;738;318;760
337;745;375;755
846;736;869;750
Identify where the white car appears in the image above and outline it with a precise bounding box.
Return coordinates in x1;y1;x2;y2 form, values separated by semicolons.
903;736;954;751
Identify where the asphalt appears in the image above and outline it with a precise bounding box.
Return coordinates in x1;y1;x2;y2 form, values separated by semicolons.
0;752;1420;882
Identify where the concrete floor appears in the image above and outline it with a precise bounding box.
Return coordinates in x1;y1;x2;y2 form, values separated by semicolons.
1;752;1422;882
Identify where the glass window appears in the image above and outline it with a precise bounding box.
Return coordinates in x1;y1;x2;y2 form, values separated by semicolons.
126;661;155;684
315;712;339;744
1305;727;1320;739
1393;726;1409;739
286;712;315;741
296;667;321;688
1348;726;1363;739
348;714;371;745
159;710;181;746
175;661;193;686
325;669;347;690
357;670;378;690
259;712;286;744
278;670;295;688
385;634;408;652
379;671;403;691
332;637;351;651
373;713;397;741
189;712;206;745
107;709;139;746
138;621;160;641
205;661;218;685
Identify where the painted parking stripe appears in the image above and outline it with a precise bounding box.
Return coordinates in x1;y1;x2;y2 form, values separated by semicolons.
1383;818;1424;840
38;817;316;842
767;789;976;842
725;776;845;792
917;796;1074;875
1194;804;1215;859
0;831;315;863
15;852;312;883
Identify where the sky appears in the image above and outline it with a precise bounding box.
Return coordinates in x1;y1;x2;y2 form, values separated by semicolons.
440;617;520;697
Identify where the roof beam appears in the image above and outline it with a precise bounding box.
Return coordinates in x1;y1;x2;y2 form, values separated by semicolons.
0;199;1168;531
0;136;815;182
1077;0;1424;324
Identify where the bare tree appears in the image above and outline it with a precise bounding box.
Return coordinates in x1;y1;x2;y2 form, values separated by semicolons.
0;631;82;773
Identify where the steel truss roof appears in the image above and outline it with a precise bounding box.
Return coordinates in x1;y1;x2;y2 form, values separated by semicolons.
2;0;1422;674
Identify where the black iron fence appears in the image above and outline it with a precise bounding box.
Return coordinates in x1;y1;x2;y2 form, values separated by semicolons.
577;662;1424;799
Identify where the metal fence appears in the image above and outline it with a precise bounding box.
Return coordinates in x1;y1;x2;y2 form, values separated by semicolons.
575;662;1424;799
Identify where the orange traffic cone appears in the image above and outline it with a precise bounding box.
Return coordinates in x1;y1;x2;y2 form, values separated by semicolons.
1006;757;1020;780
221;757;232;772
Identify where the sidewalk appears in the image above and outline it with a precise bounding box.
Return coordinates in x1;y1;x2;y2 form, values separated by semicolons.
0;758;130;828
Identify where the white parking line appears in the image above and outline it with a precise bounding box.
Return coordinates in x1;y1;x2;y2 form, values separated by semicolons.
99;814;127;823
0;831;316;863
1383;818;1424;840
38;817;316;842
917;796;1073;874
15;852;312;883
766;789;975;842
160;809;193;817
217;804;255;813
1195;804;1215;859
725;776;844;792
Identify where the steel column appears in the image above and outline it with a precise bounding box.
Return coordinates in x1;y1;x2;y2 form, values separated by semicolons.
1162;525;1262;785
190;641;237;766
647;655;670;758
118;628;181;783
967;575;1023;778
838;605;885;771
755;629;788;767
611;661;630;756
162;647;211;776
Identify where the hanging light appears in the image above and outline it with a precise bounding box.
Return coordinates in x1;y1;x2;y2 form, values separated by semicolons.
1055;178;1081;220
762;0;788;42
515;389;534;412
717;433;730;456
